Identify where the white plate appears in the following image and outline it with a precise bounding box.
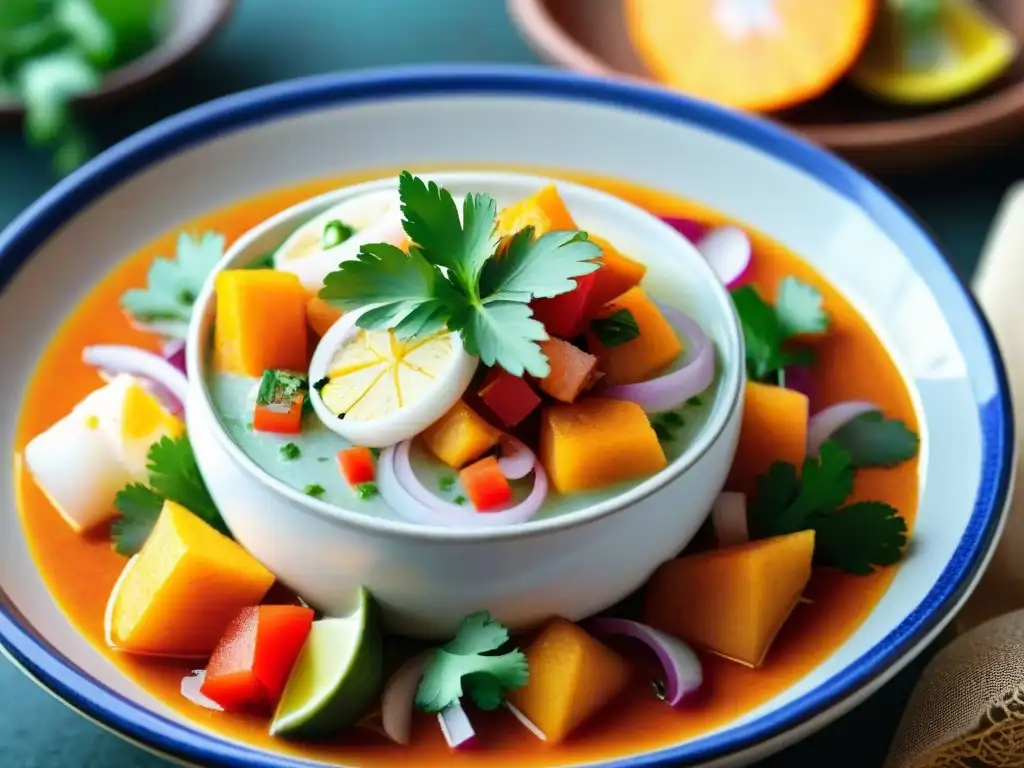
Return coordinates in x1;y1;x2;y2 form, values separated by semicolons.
0;65;1012;767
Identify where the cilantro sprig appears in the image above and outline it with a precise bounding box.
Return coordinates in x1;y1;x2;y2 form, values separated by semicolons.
590;308;640;348
749;441;907;575
829;411;920;468
120;231;225;339
319;172;602;378
112;435;229;556
731;276;828;385
415;611;528;713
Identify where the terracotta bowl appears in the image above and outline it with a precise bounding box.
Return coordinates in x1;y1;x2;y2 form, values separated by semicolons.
0;0;234;121
508;0;1024;172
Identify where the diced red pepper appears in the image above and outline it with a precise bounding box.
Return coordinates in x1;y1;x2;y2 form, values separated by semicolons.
253;394;304;434
338;446;375;486
460;455;513;511
529;270;599;339
478;368;542;428
200;605;315;711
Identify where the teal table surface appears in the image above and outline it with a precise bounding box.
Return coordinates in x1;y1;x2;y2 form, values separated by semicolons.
0;1;1014;766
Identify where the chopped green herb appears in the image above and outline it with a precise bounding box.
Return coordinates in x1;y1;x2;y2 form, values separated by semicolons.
439;475;457;492
590;308;640;348
304;484;326;499
280;443;301;461
317;457;330;463
687;396;703;407
245;422;253;431
356;482;378;500
120;231;225;338
369;447;381;459
829;411;920;469
415;612;528;713
322;219;355;250
453;495;467;505
112;435;229;556
256;369;308;406
749;441;907;574
650;411;685;443
319;171;602;378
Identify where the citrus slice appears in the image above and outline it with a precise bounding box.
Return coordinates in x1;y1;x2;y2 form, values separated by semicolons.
309;310;478;448
625;0;876;112
270;587;383;739
850;0;1018;105
273;189;407;292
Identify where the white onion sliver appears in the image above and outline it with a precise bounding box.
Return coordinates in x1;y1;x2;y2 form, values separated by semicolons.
380;441;548;528
82;344;189;410
586;618;703;707
602;304;715;413
710;492;749;547
696;226;752;288
497;435;534;480
505;701;547;741
378;651;430;746
807;401;880;456
180;670;223;712
438;702;476;749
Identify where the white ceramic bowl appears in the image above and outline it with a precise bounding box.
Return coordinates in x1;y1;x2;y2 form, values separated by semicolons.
0;66;1012;768
186;170;745;637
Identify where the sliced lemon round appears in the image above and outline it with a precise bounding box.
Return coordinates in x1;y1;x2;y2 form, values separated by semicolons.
309;310;478;448
273;189;407;292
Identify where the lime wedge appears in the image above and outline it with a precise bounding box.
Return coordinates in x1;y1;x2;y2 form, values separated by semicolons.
270;588;383;739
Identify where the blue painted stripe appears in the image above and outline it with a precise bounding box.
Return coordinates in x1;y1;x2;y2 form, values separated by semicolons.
0;65;1012;768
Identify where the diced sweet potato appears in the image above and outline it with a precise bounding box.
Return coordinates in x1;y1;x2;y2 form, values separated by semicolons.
643;530;815;668
478;368;542;428
726;382;809;497
530;270;599;339
214;270;309;377
106;500;275;657
508;618;632;744
495;184;578;241
536;338;599;403
540;397;667;493
586;235;648;312
421;400;503;469
585;286;683;386
306;296;343;338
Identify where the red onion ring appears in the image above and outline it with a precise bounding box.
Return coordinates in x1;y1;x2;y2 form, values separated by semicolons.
807;401;880;456
695;226;752;289
586;618;703;707
82;344;189;414
378;441;548;528
438;702;476;749
497;435;534;480
602;305;715;413
162;338;188;377
710;492;749;547
661;216;708;244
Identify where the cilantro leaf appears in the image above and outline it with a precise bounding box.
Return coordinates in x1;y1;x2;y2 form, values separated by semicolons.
414;611;529;713
752;442;853;536
454;299;551;377
811;502;908;574
256;369;307;406
54;0;116;67
829;411;920;468
481;227;601;303
121;231;225;338
146;435;229;536
749;461;799;538
590;308;640;348
731;285;786;381
111;483;163;556
775;276;829;337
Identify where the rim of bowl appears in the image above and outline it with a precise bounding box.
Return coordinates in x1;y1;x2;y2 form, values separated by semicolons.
186;169;746;543
0;65;1012;768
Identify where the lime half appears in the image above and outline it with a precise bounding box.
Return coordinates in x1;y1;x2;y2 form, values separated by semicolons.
270;587;383;739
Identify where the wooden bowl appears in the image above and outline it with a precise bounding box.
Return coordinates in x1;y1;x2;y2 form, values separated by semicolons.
508;0;1024;172
0;0;235;121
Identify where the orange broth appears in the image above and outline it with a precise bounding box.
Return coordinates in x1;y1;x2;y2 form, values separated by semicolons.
13;168;919;767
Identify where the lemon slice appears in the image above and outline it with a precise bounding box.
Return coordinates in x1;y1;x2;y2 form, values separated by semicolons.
309;309;478;448
273;190;407;292
850;0;1019;105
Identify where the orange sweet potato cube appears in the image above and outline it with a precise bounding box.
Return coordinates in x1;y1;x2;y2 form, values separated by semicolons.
586;235;648;311
726;382;809;497
536;338;599;403
421;401;503;469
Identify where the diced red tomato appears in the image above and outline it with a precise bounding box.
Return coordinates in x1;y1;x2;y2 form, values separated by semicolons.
338;446;375;486
200;605;315;711
460;455;513;512
253;394;304;434
529;270;599;339
478;368;542;428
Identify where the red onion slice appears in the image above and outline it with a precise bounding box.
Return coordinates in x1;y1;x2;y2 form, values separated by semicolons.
586;618;703;707
711;492;749;547
378;440;548;528
375;652;430;745
82;344;189;413
180;670;223;712
162;338;188;377
661;216;708;244
438;702;476;749
781;364;815;406
807;401;880;456
497;435;534;480
695;226;752;289
505;701;547;741
602;304;714;413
